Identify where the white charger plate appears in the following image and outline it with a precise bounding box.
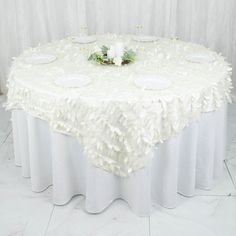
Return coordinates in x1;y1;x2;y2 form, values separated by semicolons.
54;74;92;88
132;35;158;42
25;53;57;64
72;36;97;44
134;74;171;90
185;54;215;63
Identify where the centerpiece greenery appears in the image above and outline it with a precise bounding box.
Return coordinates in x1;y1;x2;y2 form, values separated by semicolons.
88;43;136;66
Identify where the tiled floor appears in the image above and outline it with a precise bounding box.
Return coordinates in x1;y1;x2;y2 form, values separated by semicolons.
0;94;235;236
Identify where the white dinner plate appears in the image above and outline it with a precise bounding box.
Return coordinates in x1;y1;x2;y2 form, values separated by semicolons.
24;53;57;64
134;74;172;90
185;54;215;63
54;74;92;88
132;35;159;42
72;36;97;44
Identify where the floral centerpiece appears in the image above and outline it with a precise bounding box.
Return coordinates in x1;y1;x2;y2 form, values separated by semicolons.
88;43;136;66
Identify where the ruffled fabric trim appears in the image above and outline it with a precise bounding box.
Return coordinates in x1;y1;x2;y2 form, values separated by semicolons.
5;75;232;177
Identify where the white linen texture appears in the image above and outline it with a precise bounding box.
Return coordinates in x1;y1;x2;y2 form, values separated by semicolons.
5;35;232;176
0;0;236;94
11;105;227;216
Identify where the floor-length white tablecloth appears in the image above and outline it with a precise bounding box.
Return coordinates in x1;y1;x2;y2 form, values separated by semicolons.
12;103;227;216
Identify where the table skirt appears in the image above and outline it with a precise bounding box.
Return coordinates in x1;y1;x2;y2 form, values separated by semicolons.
11;105;227;216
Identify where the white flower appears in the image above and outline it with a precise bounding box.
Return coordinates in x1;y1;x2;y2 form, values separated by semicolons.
107;46;115;59
113;57;122;66
93;46;102;55
115;42;124;58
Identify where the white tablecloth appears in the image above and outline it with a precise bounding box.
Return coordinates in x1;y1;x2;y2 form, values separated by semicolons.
12;103;227;216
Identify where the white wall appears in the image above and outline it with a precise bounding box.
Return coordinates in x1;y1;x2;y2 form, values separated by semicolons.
0;0;235;93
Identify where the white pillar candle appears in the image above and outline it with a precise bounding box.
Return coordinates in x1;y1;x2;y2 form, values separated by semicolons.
115;42;124;58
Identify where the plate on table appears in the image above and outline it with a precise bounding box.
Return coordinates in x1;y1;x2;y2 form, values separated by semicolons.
134;74;172;90
54;74;92;88
185;54;215;63
132;35;159;42
72;36;97;44
24;53;57;64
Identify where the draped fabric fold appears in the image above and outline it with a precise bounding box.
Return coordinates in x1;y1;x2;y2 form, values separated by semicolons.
12;104;227;216
0;0;236;93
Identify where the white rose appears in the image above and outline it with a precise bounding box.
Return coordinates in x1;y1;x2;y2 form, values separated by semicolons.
113;57;122;66
115;42;124;58
107;46;115;59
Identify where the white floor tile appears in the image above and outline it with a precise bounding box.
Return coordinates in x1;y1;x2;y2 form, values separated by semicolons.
195;163;236;196
0;162;53;236
0;132;13;164
150;196;236;236
46;198;150;236
226;158;236;189
0;104;11;141
0;134;6;148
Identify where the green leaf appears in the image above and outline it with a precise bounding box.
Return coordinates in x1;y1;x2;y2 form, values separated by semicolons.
88;53;95;61
101;45;109;55
122;49;136;62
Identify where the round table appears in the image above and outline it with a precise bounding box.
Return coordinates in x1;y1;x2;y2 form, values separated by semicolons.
6;34;232;216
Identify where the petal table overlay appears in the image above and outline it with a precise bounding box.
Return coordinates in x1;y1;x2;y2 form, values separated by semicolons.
24;53;57;64
134;74;171;90
5;34;232;177
54;74;92;88
185;53;215;63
